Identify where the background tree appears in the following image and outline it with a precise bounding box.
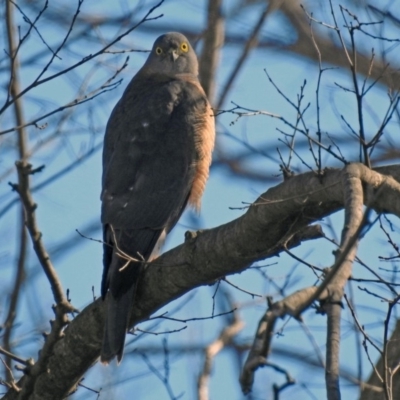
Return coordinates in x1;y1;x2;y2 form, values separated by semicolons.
1;0;400;399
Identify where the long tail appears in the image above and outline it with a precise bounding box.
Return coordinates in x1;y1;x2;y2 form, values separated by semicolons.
101;286;135;364
100;227;162;363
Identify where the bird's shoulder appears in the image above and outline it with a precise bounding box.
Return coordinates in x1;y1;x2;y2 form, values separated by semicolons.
105;72;208;137
126;70;206;103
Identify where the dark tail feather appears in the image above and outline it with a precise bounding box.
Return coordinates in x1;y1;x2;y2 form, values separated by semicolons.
100;227;163;363
101;285;135;364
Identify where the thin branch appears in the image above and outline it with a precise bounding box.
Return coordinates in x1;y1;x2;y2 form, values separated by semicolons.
0;0;164;118
0;142;102;219
10;163;74;308
216;1;274;109
3;0;29;384
197;305;243;400
0;57;127;136
0;348;32;368
9;161;77;399
140;341;184;400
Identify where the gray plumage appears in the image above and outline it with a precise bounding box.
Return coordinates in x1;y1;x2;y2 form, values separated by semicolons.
100;32;215;363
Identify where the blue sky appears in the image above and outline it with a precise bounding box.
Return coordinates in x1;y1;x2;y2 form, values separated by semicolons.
1;0;400;399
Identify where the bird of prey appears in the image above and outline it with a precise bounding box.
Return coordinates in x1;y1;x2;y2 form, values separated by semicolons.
100;32;215;363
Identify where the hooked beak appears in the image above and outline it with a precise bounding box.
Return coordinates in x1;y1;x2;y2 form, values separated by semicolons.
169;49;179;62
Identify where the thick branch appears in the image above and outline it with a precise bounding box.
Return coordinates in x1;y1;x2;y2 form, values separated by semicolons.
360;319;400;400
4;164;400;399
216;2;274;109
240;287;318;394
325;163;365;400
198;0;224;104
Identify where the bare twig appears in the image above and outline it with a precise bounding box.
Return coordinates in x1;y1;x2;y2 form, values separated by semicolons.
222;278;262;298
10;163;74;309
140;338;184;400
0;57;127;136
0;0;165;119
197;303;244;400
152;309;236;324
0;142;102;219
0;348;32;368
382;294;400;400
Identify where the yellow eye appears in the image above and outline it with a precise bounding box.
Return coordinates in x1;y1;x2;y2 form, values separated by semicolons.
155;47;162;55
181;42;188;52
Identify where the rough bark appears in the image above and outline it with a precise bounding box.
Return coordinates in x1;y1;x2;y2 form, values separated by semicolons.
359;320;400;400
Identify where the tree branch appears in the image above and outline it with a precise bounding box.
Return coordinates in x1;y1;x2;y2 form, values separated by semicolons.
197;302;243;400
325;163;366;400
198;0;224;105
3;0;29;385
3;164;400;399
9;162;76;400
240;287;317;394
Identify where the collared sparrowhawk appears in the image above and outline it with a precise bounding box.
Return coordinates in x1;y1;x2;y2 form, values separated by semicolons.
100;32;215;363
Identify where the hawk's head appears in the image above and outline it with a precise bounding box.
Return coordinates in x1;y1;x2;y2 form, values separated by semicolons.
144;32;198;77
